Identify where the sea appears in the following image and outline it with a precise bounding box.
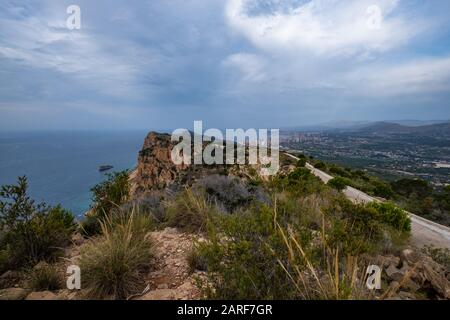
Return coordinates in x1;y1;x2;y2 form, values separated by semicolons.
0;130;149;218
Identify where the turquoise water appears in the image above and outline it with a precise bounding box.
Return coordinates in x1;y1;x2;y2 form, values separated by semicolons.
0;131;148;217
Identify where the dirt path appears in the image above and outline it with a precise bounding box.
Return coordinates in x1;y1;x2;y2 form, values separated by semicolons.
135;227;204;300
286;153;450;250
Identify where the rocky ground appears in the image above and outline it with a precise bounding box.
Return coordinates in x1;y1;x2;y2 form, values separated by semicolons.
1;228;449;299
0;227;204;300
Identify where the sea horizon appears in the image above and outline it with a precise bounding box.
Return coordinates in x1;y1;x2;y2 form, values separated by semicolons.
0;130;150;217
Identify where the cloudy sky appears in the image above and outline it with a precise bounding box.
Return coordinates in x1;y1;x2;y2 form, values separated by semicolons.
1;0;450;130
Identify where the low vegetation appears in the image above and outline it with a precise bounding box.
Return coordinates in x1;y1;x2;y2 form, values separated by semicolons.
164;188;218;233
0;153;428;300
309;158;449;226
81;170;130;236
327;177;349;191
79;209;154;299
0;176;76;272
27;262;63;291
186;168;411;299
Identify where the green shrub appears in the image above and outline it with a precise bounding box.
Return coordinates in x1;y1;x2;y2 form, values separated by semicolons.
390;179;432;198
187;245;208;273
0;177;76;267
165;188;218;233
197;199;314;299
0;246;12;274
28;262;63;291
320;196;390;254
366;202;411;232
80;210;154;299
296;158;306;167
271;167;324;196
372;181;395;199
90;170;130;218
80;214;102;237
314;161;326;170
328;177;349;191
86;170;131;236
329;166;351;178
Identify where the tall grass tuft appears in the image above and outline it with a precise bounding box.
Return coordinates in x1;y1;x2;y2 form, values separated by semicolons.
79;208;154;299
272;222;371;300
28;262;63;291
165;188;217;233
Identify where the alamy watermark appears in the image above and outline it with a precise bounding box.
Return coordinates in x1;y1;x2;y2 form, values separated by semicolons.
66;5;81;30
366;265;381;290
66;265;81;290
170;121;280;176
366;5;383;30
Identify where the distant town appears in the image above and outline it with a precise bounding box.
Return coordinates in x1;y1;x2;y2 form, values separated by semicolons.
281;121;450;186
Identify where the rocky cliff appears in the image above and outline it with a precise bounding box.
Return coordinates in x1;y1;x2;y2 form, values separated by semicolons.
130;132;232;197
130;132;188;196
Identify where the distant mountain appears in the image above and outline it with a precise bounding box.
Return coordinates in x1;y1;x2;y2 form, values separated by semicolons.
358;121;450;135
281;120;450;133
390;120;449;127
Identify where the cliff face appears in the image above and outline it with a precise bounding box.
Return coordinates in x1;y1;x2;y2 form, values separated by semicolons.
130;132;190;196
130;131;265;197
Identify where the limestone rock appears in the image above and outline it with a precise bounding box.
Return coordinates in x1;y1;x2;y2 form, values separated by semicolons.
385;264;404;282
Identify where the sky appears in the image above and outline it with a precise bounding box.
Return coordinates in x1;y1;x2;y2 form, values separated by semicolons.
0;0;450;131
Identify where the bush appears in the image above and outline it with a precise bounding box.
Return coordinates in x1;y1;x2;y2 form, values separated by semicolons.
366;202;411;232
271;168;324;196
0;246;12;274
165;188;218;233
196;198;316;299
329;166;351;178
85;171;130;236
187;245;208;273
314;161;326;170
121;194;165;223
196;175;269;212
193;174;410;299
296;158;306;167
0;177;76;267
197;175;251;212
80;210;154;299
28;262;63;291
80;214;102;237
372;181;395;199
328;177;349;191
90;171;130;218
391;179;432;198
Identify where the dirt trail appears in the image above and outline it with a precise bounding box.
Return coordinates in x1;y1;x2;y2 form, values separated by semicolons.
285;153;450;250
135;227;204;300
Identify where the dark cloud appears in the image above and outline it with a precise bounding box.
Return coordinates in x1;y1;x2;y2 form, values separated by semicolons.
0;0;449;130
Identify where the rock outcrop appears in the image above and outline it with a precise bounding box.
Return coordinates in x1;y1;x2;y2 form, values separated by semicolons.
130;131;260;197
373;247;450;299
130;132;190;196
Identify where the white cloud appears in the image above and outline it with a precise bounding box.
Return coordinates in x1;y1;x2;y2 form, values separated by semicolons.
340;57;450;96
0;4;150;99
223;53;267;82
226;0;419;57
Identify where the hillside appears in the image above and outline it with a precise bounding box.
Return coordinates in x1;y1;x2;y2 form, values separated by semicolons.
358;121;450;136
1;132;449;301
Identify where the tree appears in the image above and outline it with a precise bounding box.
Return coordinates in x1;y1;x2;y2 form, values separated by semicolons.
296;158;306;167
90;170;130;217
328;177;348;192
390;179;432;198
0;176;75;266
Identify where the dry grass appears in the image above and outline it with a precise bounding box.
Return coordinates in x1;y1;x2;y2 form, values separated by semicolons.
165;188;217;233
79;208;154;299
